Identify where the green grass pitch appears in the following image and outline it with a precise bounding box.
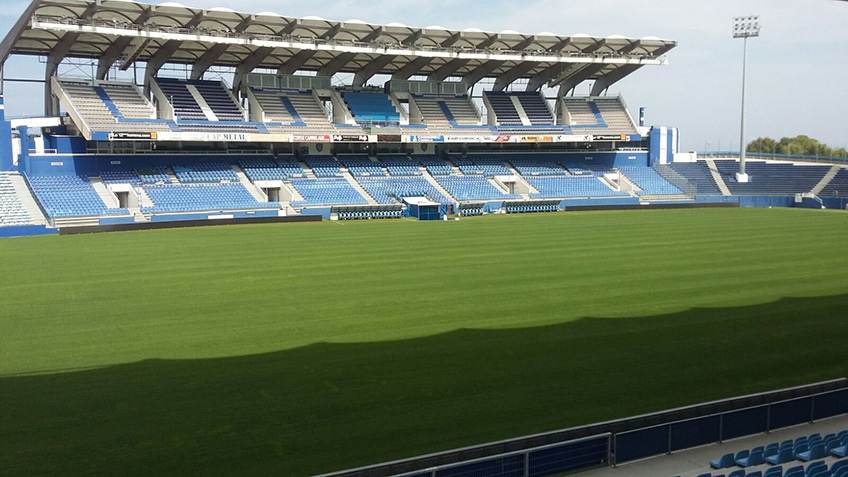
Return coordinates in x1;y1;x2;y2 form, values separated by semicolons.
1;208;848;476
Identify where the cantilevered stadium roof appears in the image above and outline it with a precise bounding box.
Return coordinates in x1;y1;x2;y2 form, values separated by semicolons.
0;0;676;93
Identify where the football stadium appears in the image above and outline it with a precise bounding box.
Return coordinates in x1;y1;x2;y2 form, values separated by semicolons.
0;1;846;476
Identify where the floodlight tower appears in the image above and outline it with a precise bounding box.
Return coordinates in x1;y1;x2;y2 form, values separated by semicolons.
733;15;760;183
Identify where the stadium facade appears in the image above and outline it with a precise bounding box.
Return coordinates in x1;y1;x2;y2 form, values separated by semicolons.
0;0;845;237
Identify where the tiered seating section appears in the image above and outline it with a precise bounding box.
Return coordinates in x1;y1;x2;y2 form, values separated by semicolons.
0;175;34;226
15;154;848;225
714;160;832;196
411;95;483;130
821;169;848;198
57;79;171;133
701;429;848;477
620;166;683;196
27;174;126;218
342;91;400;125
57;76;641;139
669;162;723;194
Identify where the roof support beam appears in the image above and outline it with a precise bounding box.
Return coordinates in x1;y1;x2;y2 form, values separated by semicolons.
352;55;396;88
546;37;573;53
361;27;384;43
277;49;317;76
493;62;539;91
232;47;274;92
318;52;356;77
462;60;504;89
119;38;151;71
526;63;576;91
441;32;462;48
589;64;642;96
554;63;606;97
649;43;676;58
96;37;133;80
428;59;468;82
143;40;183;84
403;29;422;46
476;35;500;50
44;32;80;116
391;57;432;80
616;40;643;55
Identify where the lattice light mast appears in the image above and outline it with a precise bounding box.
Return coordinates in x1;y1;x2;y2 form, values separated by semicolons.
733;15;760;183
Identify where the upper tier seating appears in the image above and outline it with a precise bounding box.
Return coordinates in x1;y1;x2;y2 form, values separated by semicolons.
378;155;422;176
411;95;483;130
57;80;170;133
357;177;451;205
343;91;400;124
529;176;626;199
156;78;244;122
715;160;832;195
669;161;723;194
563;97;637;135
619;167;682;195
143;183;266;213
289;178;367;206
485;92;523;126
155;78;206;121
337;155;386;177
435;176;519;201
27;174;124;218
0;174;34;226
517;93;555;125
239;157;305;182
821;169;848;197
172;161;238;183
190;80;243;121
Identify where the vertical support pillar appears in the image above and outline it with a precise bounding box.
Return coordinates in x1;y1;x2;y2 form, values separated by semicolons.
0;96;13;171
16;125;30;174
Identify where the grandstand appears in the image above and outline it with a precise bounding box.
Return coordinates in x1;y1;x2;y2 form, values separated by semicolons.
1;2;848;477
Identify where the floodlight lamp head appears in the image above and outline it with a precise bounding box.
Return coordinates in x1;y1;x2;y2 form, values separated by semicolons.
733;16;761;39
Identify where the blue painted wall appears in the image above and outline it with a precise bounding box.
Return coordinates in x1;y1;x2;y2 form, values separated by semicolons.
0;225;57;238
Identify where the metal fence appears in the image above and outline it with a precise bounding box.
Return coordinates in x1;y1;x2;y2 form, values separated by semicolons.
698;151;848;164
318;379;848;477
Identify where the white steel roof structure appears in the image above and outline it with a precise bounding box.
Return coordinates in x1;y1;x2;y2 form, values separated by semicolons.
0;0;676;114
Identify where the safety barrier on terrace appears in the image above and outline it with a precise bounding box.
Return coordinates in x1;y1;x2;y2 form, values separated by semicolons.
317;379;848;477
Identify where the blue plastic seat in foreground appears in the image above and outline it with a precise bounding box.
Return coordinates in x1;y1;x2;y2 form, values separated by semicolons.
727;470;745;477
767;448;795;465
798;443;826;462
763;466;782;477
737;448;765;467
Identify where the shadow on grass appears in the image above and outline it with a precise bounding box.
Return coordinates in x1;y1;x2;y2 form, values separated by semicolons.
2;294;848;476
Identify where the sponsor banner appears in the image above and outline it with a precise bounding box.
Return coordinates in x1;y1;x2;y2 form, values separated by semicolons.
591;134;630;142
293;134;332;143
108;131;157;141
517;135;555;143
445;135;499;143
332;134;370;143
405;135;445;143
555;134;594;143
377;135;403;143
153;132;292;143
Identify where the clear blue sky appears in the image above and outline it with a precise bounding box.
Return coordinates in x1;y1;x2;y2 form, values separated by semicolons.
1;0;846;151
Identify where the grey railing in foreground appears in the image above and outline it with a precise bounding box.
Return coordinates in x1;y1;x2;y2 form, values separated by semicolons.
318;379;848;477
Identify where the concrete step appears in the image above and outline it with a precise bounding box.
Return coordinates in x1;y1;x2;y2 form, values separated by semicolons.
6;173;48;225
232;164;269;203
421;170;457;203
341;171;378;205
90;177;120;208
811;165;843;196
705;159;733;196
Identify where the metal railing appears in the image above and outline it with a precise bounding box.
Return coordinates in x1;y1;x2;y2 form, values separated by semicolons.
699;151;848;164
319;379;847;477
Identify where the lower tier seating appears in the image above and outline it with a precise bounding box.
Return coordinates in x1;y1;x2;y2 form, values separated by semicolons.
27;174;125;218
143;184;267;213
670;161;723;194
619;166;682;195
357;177;451;205
289;178;367;206
715;160;831;195
529;176;626;199
435;176;519;201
